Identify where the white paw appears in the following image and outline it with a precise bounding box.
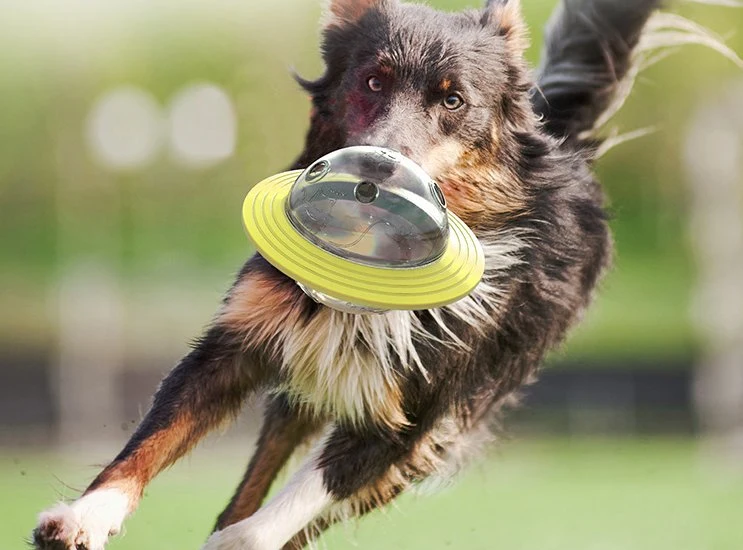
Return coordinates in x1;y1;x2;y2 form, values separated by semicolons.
202;524;263;550
202;464;330;550
33;488;130;550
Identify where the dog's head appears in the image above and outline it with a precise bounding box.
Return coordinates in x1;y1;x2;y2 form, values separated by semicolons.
296;0;537;225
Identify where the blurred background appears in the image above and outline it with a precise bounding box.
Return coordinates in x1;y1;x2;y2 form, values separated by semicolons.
1;0;742;548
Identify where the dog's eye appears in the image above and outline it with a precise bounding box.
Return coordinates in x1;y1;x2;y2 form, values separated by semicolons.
367;76;383;93
443;93;464;110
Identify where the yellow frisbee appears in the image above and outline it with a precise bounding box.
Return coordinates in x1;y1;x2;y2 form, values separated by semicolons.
242;147;485;311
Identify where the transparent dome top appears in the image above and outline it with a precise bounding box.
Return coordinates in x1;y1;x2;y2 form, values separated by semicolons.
286;147;449;268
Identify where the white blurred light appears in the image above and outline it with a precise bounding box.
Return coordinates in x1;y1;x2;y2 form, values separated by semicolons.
86;86;164;171
167;83;237;168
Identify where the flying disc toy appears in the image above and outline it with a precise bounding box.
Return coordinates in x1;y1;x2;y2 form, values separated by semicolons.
242;146;485;313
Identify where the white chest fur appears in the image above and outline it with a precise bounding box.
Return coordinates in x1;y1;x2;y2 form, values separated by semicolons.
276;235;522;429
224;235;525;429
277;309;423;429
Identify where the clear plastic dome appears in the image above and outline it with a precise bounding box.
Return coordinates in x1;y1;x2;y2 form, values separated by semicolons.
286;146;449;268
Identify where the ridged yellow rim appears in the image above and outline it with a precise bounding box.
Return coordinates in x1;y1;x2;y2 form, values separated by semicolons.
242;171;485;310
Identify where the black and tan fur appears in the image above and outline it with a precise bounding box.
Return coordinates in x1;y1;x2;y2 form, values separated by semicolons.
32;0;729;549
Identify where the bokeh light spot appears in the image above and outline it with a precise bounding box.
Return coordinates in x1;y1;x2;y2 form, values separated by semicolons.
85;86;164;171
167;83;237;168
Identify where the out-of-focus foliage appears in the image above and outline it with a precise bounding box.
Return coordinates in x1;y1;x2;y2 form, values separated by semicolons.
0;0;741;364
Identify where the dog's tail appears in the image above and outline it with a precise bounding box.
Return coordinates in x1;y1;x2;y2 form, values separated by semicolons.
532;0;742;149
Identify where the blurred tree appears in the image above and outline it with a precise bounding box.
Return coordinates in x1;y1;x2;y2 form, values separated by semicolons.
685;80;743;469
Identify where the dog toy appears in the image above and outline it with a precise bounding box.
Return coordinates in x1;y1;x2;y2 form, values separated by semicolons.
242;146;484;313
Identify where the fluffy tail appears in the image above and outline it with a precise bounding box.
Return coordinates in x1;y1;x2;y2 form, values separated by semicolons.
532;0;742;147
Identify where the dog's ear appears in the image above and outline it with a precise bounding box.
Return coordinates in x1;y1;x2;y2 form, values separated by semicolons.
323;0;389;28
482;0;528;51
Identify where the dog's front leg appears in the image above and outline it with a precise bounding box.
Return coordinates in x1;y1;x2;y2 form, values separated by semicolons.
203;422;435;550
33;322;264;550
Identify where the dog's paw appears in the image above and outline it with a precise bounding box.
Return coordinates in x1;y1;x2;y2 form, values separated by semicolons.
202;524;264;550
32;489;130;550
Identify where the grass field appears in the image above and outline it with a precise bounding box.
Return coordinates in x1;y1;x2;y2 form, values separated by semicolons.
4;438;742;550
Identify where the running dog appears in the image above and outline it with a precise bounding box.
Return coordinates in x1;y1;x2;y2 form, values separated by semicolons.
32;1;736;549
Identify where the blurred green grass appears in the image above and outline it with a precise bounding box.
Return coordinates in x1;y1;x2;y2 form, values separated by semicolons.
0;0;742;363
6;438;742;549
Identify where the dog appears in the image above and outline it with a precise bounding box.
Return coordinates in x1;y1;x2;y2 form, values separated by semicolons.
32;0;733;549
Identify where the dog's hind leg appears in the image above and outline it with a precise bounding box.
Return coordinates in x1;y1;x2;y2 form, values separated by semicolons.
214;393;322;531
283;411;497;549
32;322;263;550
203;420;448;550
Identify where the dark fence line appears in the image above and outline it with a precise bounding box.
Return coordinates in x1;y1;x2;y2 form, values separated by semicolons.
0;354;695;447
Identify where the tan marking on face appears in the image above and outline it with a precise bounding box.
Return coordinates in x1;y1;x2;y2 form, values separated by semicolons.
377;64;394;77
420;139;466;179
440;78;452;92
439;166;528;227
435;125;529;228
